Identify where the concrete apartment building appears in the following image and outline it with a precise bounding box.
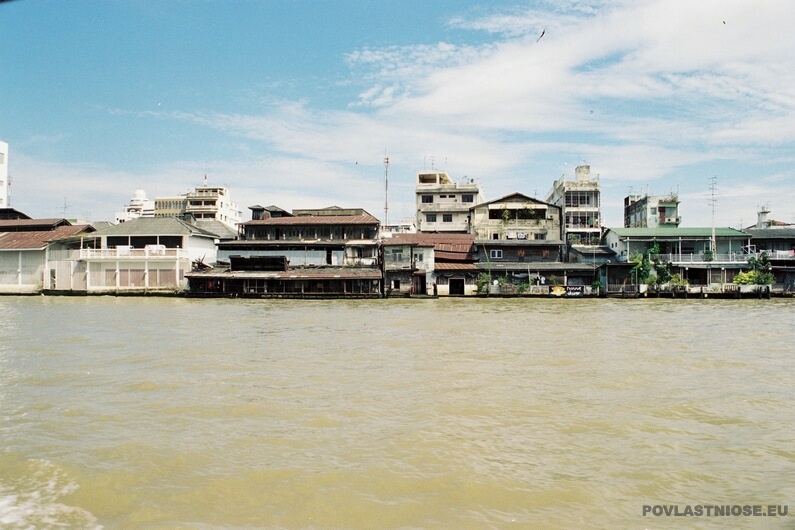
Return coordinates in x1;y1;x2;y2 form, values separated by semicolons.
116;179;243;231
624;193;681;228
415;170;485;233
545;164;602;245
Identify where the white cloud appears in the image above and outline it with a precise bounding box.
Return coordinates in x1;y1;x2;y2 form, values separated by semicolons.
10;0;795;229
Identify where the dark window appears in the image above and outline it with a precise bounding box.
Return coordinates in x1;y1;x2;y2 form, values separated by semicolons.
490;249;503;259
426;213;437;222
422;195;433;203
443;214;453;222
462;194;474;203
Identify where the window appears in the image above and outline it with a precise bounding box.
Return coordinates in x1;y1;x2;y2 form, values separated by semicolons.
442;214;453;222
462;194;474;203
490;249;503;259
426;213;437;223
421;195;433;203
392;279;401;289
413;252;423;262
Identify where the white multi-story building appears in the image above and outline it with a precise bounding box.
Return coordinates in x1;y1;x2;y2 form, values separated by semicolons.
545;164;602;245
150;179;242;231
623;194;681;228
115;189;155;223
415;170;485;233
0;140;8;208
183;184;242;229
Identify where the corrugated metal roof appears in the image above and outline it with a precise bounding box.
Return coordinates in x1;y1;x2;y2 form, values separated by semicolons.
570;245;616;256
475;239;565;247
0;225;92;250
242;215;379;226
744;228;795;239
480;261;597;272
470;192;556;209
0;218;71;231
606;227;749;237
194;220;238;239
434;263;479;271
218;240;376;249
385;233;474;245
186;266;382;280
90;217;218;238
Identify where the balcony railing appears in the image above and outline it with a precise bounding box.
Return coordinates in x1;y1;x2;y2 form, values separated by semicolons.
616;252;792;264
80;248;188;260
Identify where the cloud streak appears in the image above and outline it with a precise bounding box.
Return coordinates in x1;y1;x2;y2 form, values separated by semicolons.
7;0;795;228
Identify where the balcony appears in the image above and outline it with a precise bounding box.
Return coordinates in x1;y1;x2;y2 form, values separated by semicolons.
616;252;790;264
660;217;681;224
80;247;188;260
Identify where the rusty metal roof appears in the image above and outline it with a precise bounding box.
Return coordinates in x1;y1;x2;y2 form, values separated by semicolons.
0;225;92;250
434;262;479;271
384;233;476;261
0;218;72;231
186;266;382;280
242;215;379;226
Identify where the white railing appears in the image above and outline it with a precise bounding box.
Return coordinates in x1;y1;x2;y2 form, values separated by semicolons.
617;251;794;264
80;248;188;259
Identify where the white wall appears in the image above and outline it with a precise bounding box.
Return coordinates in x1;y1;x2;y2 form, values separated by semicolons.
0;249;44;293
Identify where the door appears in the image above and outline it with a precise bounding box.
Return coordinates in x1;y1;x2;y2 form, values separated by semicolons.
449;278;465;296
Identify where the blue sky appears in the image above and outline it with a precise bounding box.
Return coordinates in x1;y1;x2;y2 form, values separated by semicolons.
2;0;794;228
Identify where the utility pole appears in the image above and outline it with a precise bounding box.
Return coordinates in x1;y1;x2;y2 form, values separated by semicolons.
383;155;389;227
708;176;718;254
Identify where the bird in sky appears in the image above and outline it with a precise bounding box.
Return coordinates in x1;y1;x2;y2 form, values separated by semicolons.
536;29;545;42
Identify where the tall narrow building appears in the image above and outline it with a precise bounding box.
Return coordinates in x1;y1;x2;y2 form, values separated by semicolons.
545;164;602;245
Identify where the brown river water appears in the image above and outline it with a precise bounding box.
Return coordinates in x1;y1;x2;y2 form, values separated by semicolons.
0;296;793;529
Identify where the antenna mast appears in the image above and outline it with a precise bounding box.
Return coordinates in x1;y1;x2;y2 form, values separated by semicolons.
383;155;389;227
708;176;717;253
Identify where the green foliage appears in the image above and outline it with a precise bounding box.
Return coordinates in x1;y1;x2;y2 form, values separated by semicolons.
477;273;492;293
548;274;561;286
733;270;758;285
702;249;715;261
518;282;530;293
669;273;688;287
630;252;652;284
591;279;602;290
653;260;673;285
736;252;775;285
733;270;775;286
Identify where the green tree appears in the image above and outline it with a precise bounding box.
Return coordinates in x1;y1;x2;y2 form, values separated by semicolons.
737;252;775;285
630;252;652;284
